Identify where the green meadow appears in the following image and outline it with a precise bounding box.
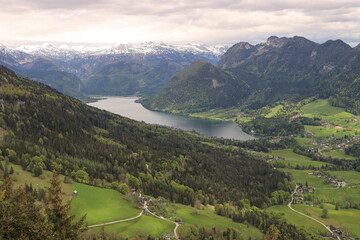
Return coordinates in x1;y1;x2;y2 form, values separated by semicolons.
301;99;360;137
173;204;264;240
301;99;346;118
305;125;356;138
0;161;73;201
70;183;140;225
293;204;360;237
266;205;327;235
278;168;360;201
278;168;329;188
89;214;175;239
70;182;264;239
189;107;245;122
265;105;283;118
263;149;331;168
323;150;358;160
294;137;317;148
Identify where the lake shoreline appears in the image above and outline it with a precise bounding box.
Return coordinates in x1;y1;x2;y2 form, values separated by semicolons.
88;96;256;140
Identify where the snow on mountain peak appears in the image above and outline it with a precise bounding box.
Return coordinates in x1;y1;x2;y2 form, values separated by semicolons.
4;42;228;61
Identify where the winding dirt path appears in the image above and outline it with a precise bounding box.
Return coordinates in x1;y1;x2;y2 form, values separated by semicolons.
87;210;144;228
86;201;181;239
146;208;180;239
288;185;340;240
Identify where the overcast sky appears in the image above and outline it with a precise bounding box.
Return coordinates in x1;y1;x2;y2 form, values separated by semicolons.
1;0;360;46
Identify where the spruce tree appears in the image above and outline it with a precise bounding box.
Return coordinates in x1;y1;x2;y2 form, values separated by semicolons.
46;171;86;238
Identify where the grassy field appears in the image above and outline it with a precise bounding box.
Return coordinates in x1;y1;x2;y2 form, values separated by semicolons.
276;168;360;221
0;161;73;201
189;107;246;122
294;137;317;148
266;105;283;118
70;183;140;225
305;125;356;138
89;214;175;239
323;150;358;160
278;168;332;188
266;205;327;235
279;168;360;187
258;149;331;168
293;204;360;238
328;170;360;185
173;204;264;239
313;187;360;204
69;183;263;239
301;99;345;117
301;99;360;137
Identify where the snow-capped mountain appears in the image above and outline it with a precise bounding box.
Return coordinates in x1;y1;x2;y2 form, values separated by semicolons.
13;42;228;61
0;41;229;98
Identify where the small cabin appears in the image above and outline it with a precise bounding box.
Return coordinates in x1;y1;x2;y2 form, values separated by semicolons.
72;190;78;196
329;225;336;231
175;219;183;223
163;234;175;240
158;198;165;203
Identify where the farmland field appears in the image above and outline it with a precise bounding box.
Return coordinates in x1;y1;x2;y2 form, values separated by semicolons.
293;204;360;237
173;204;264;239
70;183;140;225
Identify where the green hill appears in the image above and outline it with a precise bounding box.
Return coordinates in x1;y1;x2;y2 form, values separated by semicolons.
0;64;286;208
141;60;249;113
143;36;360;115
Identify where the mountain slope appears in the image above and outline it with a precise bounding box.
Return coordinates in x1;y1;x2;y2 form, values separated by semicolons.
0;65;287;207
84;60;184;95
1;42;227;97
141;60;249;113
0;48;87;100
144;36;360;114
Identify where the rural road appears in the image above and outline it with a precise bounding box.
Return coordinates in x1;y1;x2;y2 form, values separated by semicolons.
87;201;181;239
146;208;180;239
288;185;340;240
87;210;144;228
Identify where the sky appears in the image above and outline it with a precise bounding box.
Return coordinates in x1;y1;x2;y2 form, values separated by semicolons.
1;0;360;46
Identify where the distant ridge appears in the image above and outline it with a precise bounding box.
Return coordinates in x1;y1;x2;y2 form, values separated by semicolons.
0;42;228;97
143;36;360;114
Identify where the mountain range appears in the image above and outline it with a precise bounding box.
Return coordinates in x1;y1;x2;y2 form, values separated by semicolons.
142;36;360;115
0;42;227;98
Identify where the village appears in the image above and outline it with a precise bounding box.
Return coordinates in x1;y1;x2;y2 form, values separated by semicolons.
271;134;360;154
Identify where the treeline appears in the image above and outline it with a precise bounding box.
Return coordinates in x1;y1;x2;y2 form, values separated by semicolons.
345;144;360;158
293;145;360;171
0;65;288;208
214;201;311;240
0;175;85;239
241;117;304;136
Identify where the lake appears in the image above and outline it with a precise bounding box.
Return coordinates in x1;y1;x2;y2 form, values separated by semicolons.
88;97;255;140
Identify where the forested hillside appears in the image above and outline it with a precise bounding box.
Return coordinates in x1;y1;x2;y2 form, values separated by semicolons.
0;65;287;208
143;36;360;114
141;60;249;113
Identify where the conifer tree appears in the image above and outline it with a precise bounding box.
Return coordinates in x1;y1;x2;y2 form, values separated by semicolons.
45;171;87;239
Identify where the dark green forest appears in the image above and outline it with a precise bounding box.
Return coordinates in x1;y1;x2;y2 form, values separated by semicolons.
0;65;287;208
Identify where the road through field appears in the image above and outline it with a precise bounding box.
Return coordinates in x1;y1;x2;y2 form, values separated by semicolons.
288;185;340;240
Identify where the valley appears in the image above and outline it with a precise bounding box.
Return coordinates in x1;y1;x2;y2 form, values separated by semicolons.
1;35;360;240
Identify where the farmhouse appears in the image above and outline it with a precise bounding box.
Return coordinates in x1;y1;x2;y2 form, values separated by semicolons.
175;219;183;224
163;234;175;240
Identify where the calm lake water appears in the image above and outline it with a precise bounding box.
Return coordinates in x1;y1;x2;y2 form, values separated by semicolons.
88;97;255;140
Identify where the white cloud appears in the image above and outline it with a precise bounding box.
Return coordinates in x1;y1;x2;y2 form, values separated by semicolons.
0;0;359;45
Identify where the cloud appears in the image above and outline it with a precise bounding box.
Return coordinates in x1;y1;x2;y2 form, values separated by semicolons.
0;0;359;45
